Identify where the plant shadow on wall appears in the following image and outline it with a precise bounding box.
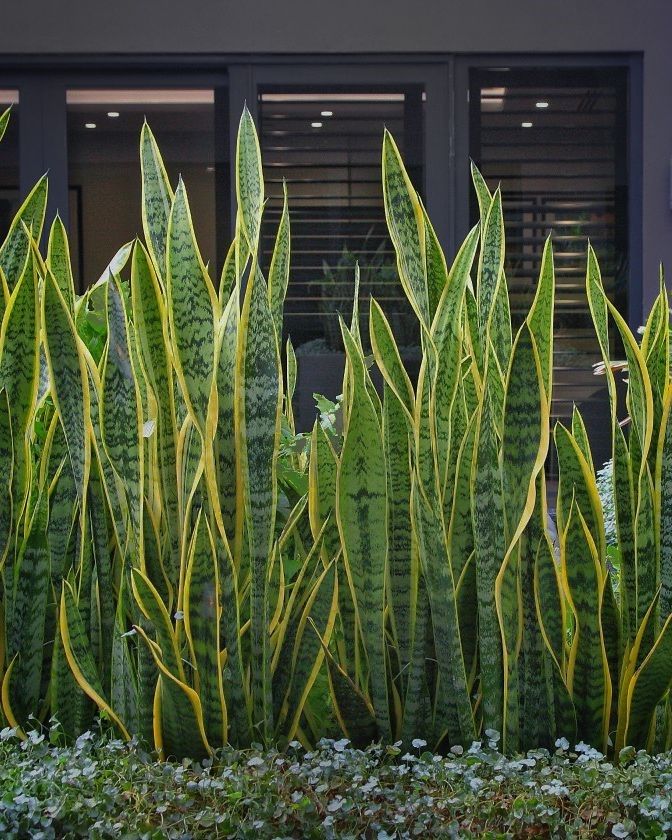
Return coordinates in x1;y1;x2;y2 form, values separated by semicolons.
0;103;671;762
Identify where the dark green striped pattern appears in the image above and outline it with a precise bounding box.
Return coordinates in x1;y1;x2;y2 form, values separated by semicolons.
102;276;144;546
43;271;90;502
46;216;76;313
268;182;290;342
237;266;281;739
0;175;47;290
236;107;264;253
382;129;428;328
0;389;12;566
166;179;216;432
337;322;391;739
563;504;610;750
140;121;174;280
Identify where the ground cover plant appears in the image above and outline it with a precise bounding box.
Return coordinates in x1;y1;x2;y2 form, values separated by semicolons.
1;727;672;838
0;103;671;764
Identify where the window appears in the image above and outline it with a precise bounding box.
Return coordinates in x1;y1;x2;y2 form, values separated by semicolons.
470;67;629;471
0;90;20;235
258;89;424;355
67;89;220;289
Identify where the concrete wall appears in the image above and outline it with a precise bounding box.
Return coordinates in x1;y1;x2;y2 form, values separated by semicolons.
0;0;670;312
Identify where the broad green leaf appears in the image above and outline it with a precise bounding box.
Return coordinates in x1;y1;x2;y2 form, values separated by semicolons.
140;120;174;280
562;503;611;751
131;241;180;583
337;321;390;738
369;298;415;424
0;389;12;567
268;181;290;342
47;215;76;312
101;276;144;547
236;106;264;253
183;512;226;746
472;386;505;736
0;255;40;516
0;175;48;291
167;178;218;432
43;270;91;503
476;188;505;348
237;265;281;739
527;236;555;404
382;129;428;329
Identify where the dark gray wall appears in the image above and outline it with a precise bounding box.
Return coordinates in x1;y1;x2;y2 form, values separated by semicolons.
1;0;670;312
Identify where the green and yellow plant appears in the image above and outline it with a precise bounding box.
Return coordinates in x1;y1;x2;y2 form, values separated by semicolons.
0;104;671;759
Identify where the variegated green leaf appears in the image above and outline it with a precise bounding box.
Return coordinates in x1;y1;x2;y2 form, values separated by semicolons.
0;175;47;291
167;179;218;432
140;120;174;280
382;129;428;329
47;215;76;312
268;180;290;342
236;106;264;253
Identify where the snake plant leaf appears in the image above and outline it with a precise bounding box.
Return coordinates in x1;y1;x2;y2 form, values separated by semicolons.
101;275;144;548
635;465;657;632
533;536;577;743
323;643;377;747
110;573;140;738
236;106;264;254
382;129;428;329
383;385;414;675
411;483;474;746
656;384;672;620
183;511;226;746
0;253;40;517
337;320;391;739
571;406;594;473
6;491;49;721
554;423;605;562
43;270;91;504
623;611;672;749
527;236;555;404
268;180;290;342
369;298;415;424
447;408;477;580
60;582;130;740
285;336;297;433
308;422;340;564
279;560;338;740
0;174;47;291
214;290;239;545
218;239;237;307
131;241;180;582
421;202;449;323
561;502;611;751
46;215;76;312
502;323;548;544
472;385;505;736
0;107;10;143
134;624;211;759
0;389;12;567
88;460;114;692
476;188;505;344
50;613;88;741
140;120;174;280
237;264;281;739
400;574;432;743
613;422;636;640
167;178;218;433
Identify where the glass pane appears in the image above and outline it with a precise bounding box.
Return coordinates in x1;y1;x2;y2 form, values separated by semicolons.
470;67;628;473
67;89;220;289
259;89;424;359
0;90;20;232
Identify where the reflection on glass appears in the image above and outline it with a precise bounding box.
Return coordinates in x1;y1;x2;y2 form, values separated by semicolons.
259;90;424;356
471;68;628;472
67;89;219;289
0;90;20;236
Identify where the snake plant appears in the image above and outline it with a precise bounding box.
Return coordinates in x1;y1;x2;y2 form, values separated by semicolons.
0;103;671;759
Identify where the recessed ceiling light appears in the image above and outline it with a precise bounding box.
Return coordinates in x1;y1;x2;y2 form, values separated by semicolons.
535;101;549;109
206;165;215;172
107;111;120;118
85;122;97;129
521;121;533;128
311;121;323;128
320;110;333;117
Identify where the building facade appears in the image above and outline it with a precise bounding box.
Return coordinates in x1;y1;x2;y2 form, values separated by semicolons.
0;0;670;459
